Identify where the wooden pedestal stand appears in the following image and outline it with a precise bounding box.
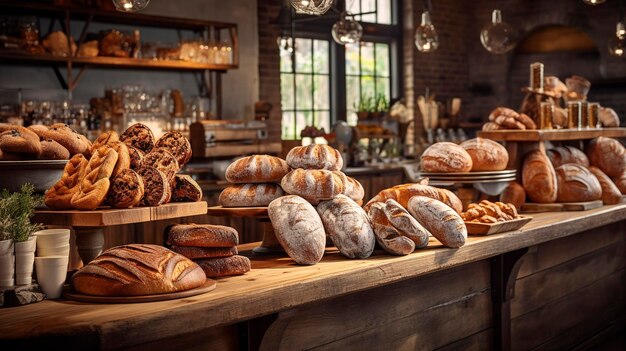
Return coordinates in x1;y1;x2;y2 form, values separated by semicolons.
33;202;208;264
206;206;283;254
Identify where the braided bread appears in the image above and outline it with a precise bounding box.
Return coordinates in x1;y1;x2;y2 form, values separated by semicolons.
91;131;120;154
71;145;119;210
107;140;131;177
45;154;89;209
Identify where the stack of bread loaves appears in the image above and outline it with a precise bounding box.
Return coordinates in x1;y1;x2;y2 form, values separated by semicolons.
44;123;201;210
420;138;509;172
166;224;251;278
0;123;91;160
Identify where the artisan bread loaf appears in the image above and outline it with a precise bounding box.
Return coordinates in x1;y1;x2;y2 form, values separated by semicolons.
107;169;144;208
70;145;119;210
382;199;430;249
599;107;620;127
367;202;415;255
166;224;239;248
407;196;467;248
138;166;171;206
219;183;284;207
171;175;203;202
343;176;365;203
154;131;192;167
39;138;70;160
522;150;558;203
71;244;206;296
45;154;89;209
555;164;602;202
268;195;326;265
421;142;473;172
120;123;155;154
588;166;623;205
286;144;343;171
365;183;463;214
195;255;251;278
460;138;509;171
141;148;179;183
225;155;290;184
171;245;238;260
547;146;589;168
499;182;526;209
316;194;375;259
280;168;345;204
613;171;626;194
586;137;626;177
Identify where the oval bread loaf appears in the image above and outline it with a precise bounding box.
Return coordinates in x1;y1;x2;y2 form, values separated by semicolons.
286;144;343;171
613;171;626;194
407;196;467;248
547;146;589;168
195;255;251;278
499;181;526;210
365;183;463;214
281;168;345;204
166;224;239;248
225;155;290;184
586;136;626;177
555;164;602;202
268;195;326;265
588;166;623;205
460;137;509;171
219;183;285;207
522;150;558;203
421;142;473;172
383;199;430;249
367;202;415;256
317;194;375;259
343;176;365;203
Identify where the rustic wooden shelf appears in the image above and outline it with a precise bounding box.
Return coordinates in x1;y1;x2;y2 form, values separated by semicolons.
478;128;626;142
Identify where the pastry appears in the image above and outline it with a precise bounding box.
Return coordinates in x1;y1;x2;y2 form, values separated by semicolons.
107;169;144;208
141;148;179;182
286;144;343;171
225;155;290;184
420;142;473;172
70;146;119;210
280;169;345;204
44;154;89;210
120;123;155;154
39;138;70;160
460;137;509;171
555;164;602;202
407;196;467;248
462;200;519;223
219;183;284;207
166;224;239;248
154;131;192;167
171;175;203;202
522;150;558;203
194;255;251;278
137;166;171;206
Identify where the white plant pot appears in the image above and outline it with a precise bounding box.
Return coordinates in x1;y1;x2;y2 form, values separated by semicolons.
34;229;70;249
15;236;37;253
14;237;36;286
0;253;15;287
0;239;13;255
35;256;69;299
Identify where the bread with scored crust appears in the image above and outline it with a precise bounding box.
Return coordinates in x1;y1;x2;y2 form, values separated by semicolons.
588;166;623;205
460;138;508;171
407;196;467;248
219;183;284;207
522;150;558;203
367;202;415;255
555;163;602;202
281;168;345;205
421;142;472;172
286;144;344;171
225;155;290;184
364;183;463;214
586;136;626;177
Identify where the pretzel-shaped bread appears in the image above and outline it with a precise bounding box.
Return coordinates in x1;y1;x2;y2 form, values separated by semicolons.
44;154;89;209
71;145;119;210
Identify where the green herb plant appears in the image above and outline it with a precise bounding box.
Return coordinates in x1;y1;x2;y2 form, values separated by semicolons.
0;184;43;242
375;94;389;113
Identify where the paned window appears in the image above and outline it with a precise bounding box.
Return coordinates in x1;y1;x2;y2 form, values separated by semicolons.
346;0;393;24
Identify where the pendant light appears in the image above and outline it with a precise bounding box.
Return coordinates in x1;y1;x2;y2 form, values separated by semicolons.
414;0;439;53
480;9;519;54
291;0;334;15
332;12;363;45
582;0;606;5
609;0;626;57
112;0;150;12
277;35;295;55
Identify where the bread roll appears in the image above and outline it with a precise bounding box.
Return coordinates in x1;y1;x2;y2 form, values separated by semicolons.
317;194;375;259
407;196;467;248
219;183;284;207
195;255;251;278
421;142;472;172
499;182;526;209
268;195;326;265
365;183;463;214
588;166;623;205
166;224;239;248
599;107;620;127
45;154;89;210
522;150;558;203
0;128;41;155
280;169;345;205
171;245;238;260
555;164;602;202
225;155;290;184
367;202;415;256
547;146;589;168
71;244;206;296
613;171;626;194
171;175;203;202
460;138;508;171
382;199;430;249
286;144;343;171
39;138;70;160
70;145;119;210
586;137;626;177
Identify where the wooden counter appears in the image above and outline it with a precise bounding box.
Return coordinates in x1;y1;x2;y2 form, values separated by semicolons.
1;204;625;350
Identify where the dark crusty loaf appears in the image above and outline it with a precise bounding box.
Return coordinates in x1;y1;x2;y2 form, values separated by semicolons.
71;244;206;296
171;175;203;202
588;166;623;205
219;183;284;207
107;169;144;208
547;146;589;168
317;194;375;259
421;142;473;172
268;195;326;265
407;196;467;248
586;137;626;177
460;137;509;171
555;164;602;202
194;255;251;278
286;144;344;171
499;181;526;210
225;155;290;184
280;168;346;204
120;123;155;154
367;202;415;255
154;131;192;167
522;150;558;203
365;183;463;214
171;245;238;260
166;224;239;248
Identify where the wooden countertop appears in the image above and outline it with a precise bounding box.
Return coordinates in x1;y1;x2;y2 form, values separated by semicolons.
2;204;626;348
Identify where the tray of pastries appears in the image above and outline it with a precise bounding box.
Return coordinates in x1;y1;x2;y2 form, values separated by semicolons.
461;200;532;236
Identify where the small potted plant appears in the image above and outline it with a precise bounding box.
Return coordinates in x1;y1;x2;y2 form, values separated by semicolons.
355;96;374;120
0;206;15;288
370;94;389;120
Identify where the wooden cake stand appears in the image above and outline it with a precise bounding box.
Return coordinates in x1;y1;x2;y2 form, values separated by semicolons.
206;205;283;254
33;202;208;264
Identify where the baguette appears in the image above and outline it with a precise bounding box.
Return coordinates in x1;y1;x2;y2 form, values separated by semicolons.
407;196;467;248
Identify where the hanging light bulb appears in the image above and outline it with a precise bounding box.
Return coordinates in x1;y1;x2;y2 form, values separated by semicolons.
617;21;626;39
112;0;150;12
414;11;439;53
290;0;334;15
480;9;519;54
608;36;625;56
277;35;294;55
582;0;606;5
332;12;363;45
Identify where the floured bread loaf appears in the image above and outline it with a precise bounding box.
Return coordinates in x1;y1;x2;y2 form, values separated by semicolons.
281;168;345;204
286;144;343;171
219;183;284;207
225;155;290;184
365;183;463;214
71;244;206;296
421;142;473;172
460;137;508;171
317;194;375;259
555;164;602;202
342;176;365;203
268;195;326;265
367;202;415;255
381;199;429;249
407;196;467;248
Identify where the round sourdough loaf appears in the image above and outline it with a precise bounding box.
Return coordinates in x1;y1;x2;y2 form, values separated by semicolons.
522;150;558;203
547;146;589;168
219;183;284;207
420;142;473;172
280;168;345;204
586;136;626;177
367;202;415;255
286;144;343;171
71;244;206;296
166;224;239;247
460;137;508;171
268;195;326;265
499;181;526;209
407;196;467;248
365;183;463;214
555;164;602;202
316;194;375;259
588;166;623;205
225;155;289;184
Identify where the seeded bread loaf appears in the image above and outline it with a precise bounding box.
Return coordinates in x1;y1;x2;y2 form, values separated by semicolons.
120;123;155;154
107;169;144;208
171;175;203;202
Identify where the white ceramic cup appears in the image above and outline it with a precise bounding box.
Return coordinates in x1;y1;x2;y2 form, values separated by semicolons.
37;245;70;258
35;256;69;299
35;229;70;249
